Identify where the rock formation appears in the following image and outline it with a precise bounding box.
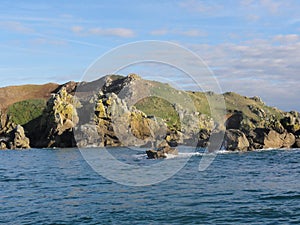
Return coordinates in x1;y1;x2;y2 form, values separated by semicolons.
0;74;300;152
224;129;249;151
36;86;81;148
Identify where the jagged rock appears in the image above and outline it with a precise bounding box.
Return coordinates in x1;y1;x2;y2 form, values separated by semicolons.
38;86;81;147
146;145;178;159
224;129;249;151
271;120;286;134
165;131;183;147
10;125;30;149
249;128;295;149
0;110;15;134
225;112;243;129
197;129;210;148
0;125;30;149
280;113;300;133
75;86;168;148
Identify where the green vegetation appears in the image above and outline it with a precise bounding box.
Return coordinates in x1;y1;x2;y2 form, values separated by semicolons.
8;99;46;125
187;91;211;116
135;96;181;130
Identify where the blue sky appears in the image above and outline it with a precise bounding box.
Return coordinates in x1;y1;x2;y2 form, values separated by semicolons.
1;0;300;111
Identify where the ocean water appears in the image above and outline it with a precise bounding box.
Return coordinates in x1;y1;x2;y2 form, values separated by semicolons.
0;147;300;225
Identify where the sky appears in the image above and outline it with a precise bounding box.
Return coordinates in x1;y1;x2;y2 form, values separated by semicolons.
0;0;300;111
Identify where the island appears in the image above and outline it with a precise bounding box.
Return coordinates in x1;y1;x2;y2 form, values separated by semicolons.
0;74;299;155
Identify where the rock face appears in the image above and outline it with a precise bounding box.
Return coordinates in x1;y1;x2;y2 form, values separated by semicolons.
248;128;295;149
11;125;30;149
0;125;30;149
36;86;80;148
75;88;167;148
2;73;300;152
225;112;244;130
224;129;249;151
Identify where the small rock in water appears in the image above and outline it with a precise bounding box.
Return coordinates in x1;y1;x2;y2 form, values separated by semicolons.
146;145;178;159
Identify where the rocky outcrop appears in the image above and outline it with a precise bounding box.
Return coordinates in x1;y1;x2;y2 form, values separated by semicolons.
0;125;30;149
280;111;300;133
75;89;168;148
10;125;30;149
1;74;300;152
36;86;80;148
248;128;295;149
225;111;244;130
224;129;249;151
146;145;178;159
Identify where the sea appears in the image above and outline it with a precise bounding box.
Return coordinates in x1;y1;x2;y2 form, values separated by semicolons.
1;147;299;225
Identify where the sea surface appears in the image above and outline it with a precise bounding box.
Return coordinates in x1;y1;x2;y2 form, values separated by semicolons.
1;147;300;225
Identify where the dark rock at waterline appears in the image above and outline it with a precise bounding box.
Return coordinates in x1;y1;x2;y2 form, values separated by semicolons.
146;145;178;159
248;128;295;149
293;138;300;148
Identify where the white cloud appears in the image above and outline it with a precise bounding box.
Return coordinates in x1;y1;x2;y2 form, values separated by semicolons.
89;27;135;38
150;28;207;37
273;34;300;43
185;34;300;111
0;21;33;33
71;26;135;38
71;26;84;33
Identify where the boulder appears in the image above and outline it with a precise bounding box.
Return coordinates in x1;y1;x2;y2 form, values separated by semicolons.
146;145;178;159
293;139;300;148
263;130;283;149
282;132;296;148
249;128;295;149
224;129;249;151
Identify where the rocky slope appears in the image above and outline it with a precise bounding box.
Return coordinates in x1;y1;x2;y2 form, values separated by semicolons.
0;74;300;151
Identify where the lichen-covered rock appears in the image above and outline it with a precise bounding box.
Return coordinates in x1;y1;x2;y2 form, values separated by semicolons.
38;86;81;147
0;125;30;149
0;110;16;134
75;88;168;148
280;112;300;133
10;125;30;149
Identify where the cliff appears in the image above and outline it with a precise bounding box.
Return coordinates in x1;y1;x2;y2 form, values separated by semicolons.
0;74;299;151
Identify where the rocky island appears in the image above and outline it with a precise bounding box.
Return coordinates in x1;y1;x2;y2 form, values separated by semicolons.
0;74;300;154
